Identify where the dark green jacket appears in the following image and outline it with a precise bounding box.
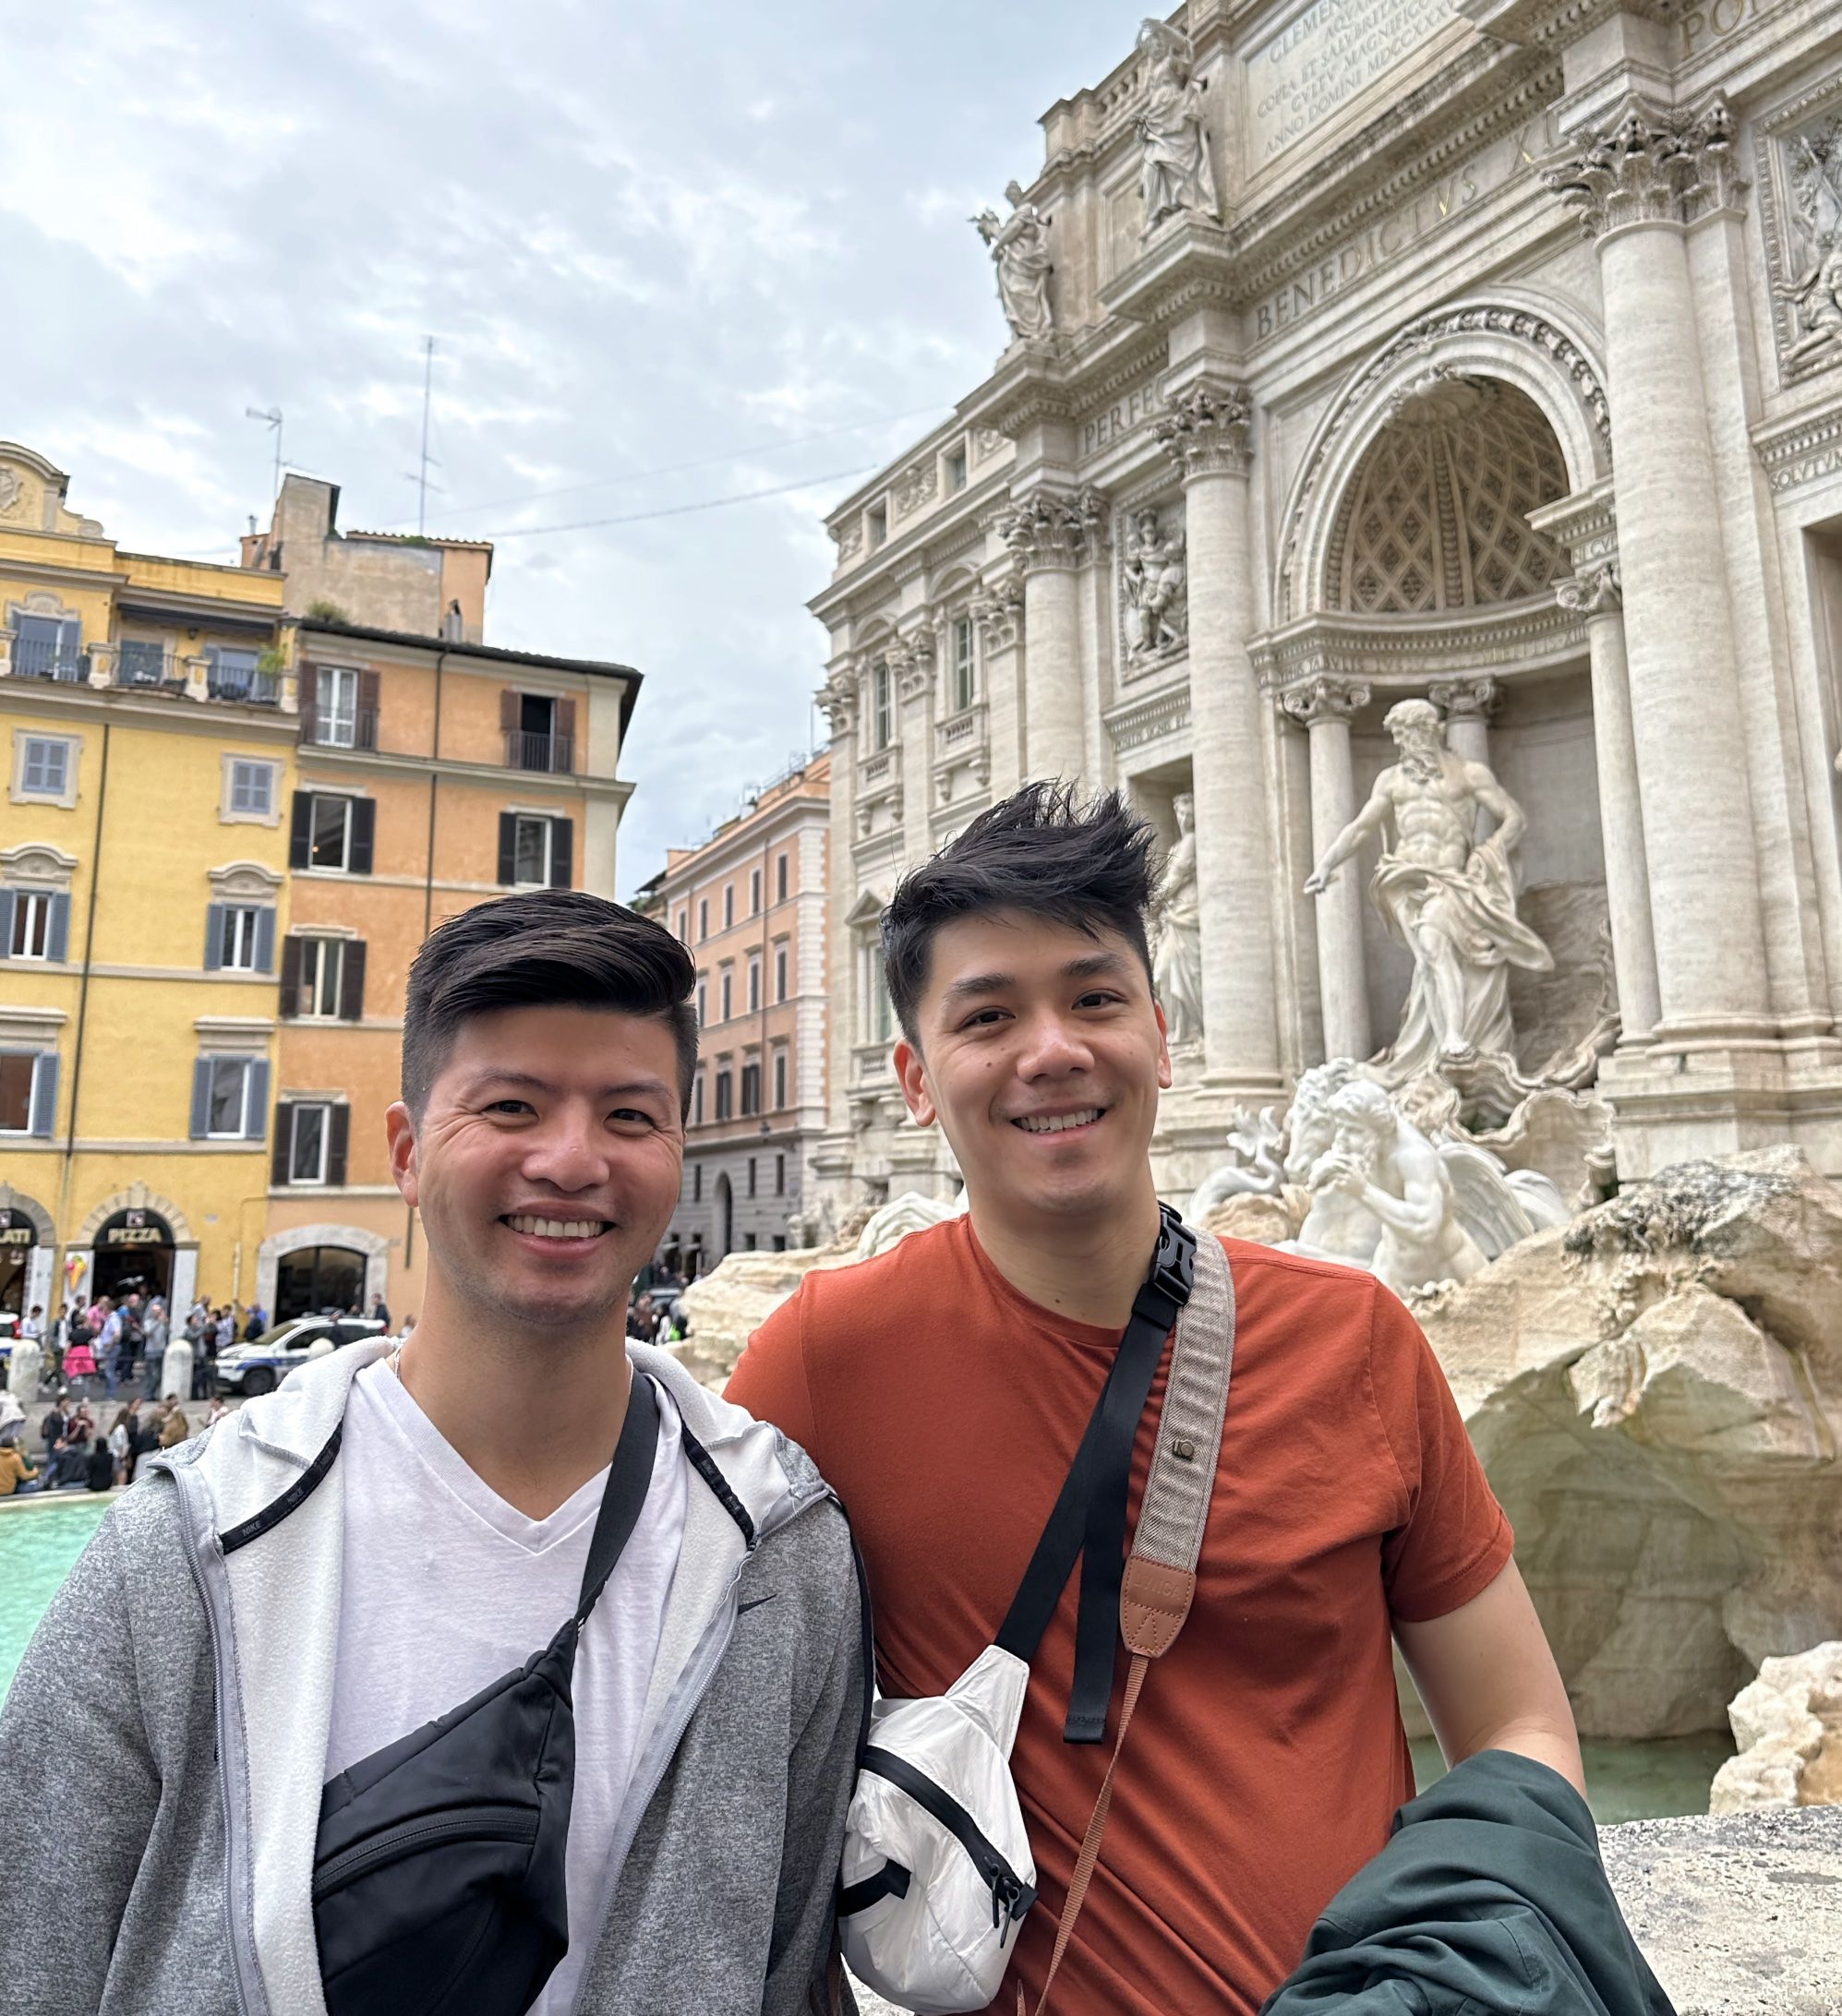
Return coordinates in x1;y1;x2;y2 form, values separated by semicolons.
1262;1750;1676;2015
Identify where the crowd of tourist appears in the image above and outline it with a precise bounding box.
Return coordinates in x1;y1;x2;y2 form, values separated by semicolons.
0;1389;229;1496
11;1291;259;1401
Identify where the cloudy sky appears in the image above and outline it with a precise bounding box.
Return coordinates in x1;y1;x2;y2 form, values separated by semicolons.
3;0;1139;894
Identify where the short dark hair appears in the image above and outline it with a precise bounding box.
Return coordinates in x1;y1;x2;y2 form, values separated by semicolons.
402;889;698;1117
881;781;1157;1040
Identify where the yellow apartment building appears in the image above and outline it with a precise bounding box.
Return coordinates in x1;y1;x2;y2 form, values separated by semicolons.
0;441;295;1323
644;752;830;1271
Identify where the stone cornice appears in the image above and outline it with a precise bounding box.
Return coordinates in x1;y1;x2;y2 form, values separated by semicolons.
1103;678;1190;757
1526;476;1618;568
1252;597;1584;691
1227;57;1563;315
1752;400;1842;497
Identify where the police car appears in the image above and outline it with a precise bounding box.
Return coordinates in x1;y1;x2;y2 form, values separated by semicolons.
215;1314;389;1397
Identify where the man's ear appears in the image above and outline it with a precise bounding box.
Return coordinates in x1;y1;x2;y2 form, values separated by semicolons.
894;1038;935;1127
385;1101;420;1206
1152;998;1174;1090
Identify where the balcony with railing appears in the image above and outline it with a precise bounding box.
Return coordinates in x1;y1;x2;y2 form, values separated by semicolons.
0;632;293;709
505;729;573;773
2;632;87;682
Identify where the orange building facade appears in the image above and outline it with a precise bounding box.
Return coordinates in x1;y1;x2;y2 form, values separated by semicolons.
645;754;829;1270
258;618;638;1322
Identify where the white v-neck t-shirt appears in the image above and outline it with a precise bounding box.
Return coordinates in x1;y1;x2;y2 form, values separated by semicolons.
324;1358;687;2015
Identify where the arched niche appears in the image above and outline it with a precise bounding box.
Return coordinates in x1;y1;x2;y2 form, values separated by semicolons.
1277;292;1612;625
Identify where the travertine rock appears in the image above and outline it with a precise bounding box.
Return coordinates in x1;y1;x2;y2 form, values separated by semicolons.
1710;1642;1842;1813
672;1192;964;1387
1419;1148;1842;1740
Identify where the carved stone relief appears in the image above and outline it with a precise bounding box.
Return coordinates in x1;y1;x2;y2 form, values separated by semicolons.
893;460;938;517
1119;501;1187;671
1758;94;1842;382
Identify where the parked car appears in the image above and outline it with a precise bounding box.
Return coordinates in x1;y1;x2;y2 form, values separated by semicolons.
216;1315;388;1397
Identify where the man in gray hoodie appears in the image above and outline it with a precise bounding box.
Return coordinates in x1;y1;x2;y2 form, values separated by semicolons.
0;890;863;2016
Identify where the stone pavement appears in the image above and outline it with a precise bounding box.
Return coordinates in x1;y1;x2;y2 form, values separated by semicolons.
849;1806;1842;2015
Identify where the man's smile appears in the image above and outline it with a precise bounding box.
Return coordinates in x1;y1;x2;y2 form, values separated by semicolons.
500;1212;615;1243
1008;1106;1107;1136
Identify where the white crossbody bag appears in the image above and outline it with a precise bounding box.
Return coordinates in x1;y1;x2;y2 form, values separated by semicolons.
838;1210;1236;2015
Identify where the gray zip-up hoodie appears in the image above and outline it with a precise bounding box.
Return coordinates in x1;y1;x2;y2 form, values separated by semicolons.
0;1339;862;2016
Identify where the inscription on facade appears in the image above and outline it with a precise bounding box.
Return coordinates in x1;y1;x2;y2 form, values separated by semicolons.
1247;0;1451;165
1679;0;1779;61
1080;381;1161;460
1251;112;1556;343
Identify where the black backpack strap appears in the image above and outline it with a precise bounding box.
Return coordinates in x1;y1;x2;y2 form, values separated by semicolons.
573;1370;661;1624
993;1205;1197;1744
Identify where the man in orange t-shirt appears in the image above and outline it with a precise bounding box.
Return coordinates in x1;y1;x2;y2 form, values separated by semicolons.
728;783;1583;2016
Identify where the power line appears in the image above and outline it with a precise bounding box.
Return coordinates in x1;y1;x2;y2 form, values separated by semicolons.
362;401;953;529
480;462;877;540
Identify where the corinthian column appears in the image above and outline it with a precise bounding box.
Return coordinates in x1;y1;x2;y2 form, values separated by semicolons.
1156;383;1283;1092
995;486;1103;785
1544;96;1768;1038
1557;563;1662;1042
1281;677;1372;1062
1429;677;1497;767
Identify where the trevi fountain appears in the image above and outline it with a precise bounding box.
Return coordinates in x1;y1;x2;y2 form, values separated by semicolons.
692;0;1842;1995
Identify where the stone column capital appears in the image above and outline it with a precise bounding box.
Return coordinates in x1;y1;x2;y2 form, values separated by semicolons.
1543;90;1746;242
1279;675;1369;728
968;573;1024;649
1427;676;1500;723
1156;381;1254;482
994;485;1107;574
889;631;935;702
816;666;860;735
1557;562;1623;615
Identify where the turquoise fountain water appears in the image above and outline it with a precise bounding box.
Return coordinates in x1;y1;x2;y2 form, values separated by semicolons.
0;1500;1735;1821
0;1497;113;1698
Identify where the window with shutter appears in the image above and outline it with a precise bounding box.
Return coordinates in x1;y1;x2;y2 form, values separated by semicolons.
339;940;367;1021
549;818;572;890
327;1104;350;1186
498;811;517;885
0;1053;35;1133
280;935;304;1018
13;1051;52;1133
348;798;376;874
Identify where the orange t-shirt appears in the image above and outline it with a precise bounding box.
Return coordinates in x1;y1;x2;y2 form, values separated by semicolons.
726;1220;1512;2016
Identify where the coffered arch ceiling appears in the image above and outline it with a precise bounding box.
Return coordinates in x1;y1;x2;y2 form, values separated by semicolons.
1324;376;1570;617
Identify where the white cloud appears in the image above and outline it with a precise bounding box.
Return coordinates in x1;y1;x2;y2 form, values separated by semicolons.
0;0;1138;892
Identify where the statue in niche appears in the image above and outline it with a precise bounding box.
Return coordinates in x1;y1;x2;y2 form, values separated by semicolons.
1151;791;1205;1048
1122;507;1187;661
1135;18;1222;238
973;182;1053;342
1779;122;1842;367
1305;697;1552;1086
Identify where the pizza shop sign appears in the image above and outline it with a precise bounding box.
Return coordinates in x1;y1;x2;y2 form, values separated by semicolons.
100;1208;173;1248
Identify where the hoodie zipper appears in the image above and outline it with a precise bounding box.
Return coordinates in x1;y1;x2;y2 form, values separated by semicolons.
163;1455;272;2016
566;1481;833;2014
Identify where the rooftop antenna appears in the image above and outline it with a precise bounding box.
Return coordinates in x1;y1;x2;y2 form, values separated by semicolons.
245;405;283;501
409;336;439;534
